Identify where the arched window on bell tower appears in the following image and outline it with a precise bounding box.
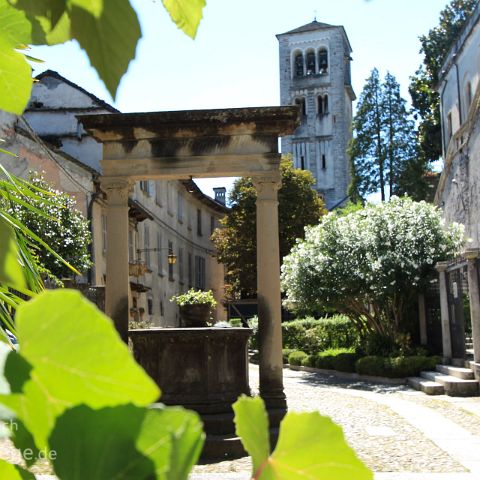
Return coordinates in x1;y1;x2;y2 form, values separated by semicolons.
317;94;328;116
318;48;328;74
295;97;306;117
306;50;316;75
294;51;304;77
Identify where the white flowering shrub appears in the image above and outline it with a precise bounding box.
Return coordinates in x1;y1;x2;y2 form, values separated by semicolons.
281;197;464;340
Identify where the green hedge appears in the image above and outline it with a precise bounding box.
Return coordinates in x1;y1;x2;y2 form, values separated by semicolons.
314;348;358;372
355;355;439;378
288;350;308;366
282;315;360;354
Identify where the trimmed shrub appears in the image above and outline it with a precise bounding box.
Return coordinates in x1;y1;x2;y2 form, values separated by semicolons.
288;350;308;366
282;315;361;354
355;355;440;378
282;348;295;364
314;348;357;372
301;354;316;367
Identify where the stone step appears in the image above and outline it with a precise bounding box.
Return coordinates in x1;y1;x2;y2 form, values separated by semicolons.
436;364;475;380
420;371;479;397
466;348;474;356
407;376;444;395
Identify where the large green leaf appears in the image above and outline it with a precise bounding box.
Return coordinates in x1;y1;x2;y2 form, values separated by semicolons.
261;412;373;480
0;0;32;44
233;395;270;475
0;218;26;289
143;406;205;480
1;290;159;449
162;0;205;39
0;459;34;480
0;37;32;114
69;0;103;18
50;405;158;480
70;0;141;98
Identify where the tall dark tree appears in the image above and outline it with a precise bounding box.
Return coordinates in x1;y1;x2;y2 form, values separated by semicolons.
349;70;418;200
409;0;477;165
212;157;326;299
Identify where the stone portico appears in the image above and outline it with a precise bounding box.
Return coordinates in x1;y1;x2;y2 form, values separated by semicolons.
80;106;299;412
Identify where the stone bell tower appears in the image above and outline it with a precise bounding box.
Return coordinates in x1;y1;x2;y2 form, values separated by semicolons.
277;20;356;209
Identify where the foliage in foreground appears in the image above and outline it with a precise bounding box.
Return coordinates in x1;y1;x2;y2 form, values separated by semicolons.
0;0;206;114
212;157;326;298
4;173;92;282
0;289;373;479
233;395;372;480
281;197;464;342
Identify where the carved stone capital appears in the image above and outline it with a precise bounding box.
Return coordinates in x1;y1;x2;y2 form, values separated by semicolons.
252;173;282;201
435;261;449;273
465;248;480;262
100;177;134;205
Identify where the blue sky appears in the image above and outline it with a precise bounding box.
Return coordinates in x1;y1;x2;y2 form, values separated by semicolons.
31;0;448;197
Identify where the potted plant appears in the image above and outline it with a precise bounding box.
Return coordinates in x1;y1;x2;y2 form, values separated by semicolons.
170;289;217;327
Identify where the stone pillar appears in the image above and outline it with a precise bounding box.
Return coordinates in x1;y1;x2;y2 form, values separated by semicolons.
465;248;480;378
253;174;286;411
418;294;427;346
436;261;452;360
101;178;133;343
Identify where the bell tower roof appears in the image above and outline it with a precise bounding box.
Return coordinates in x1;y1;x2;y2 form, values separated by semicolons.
277;20;336;37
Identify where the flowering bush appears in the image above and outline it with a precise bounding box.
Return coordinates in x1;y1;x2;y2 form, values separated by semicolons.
281;197;464;341
170;288;217;308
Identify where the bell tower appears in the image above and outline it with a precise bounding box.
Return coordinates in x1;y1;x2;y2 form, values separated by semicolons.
277;20;355;209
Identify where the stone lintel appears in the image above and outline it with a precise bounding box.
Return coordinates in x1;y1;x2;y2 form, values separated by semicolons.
436;261;449;272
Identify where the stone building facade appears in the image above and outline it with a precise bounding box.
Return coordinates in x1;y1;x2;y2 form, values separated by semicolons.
0;71;227;326
435;3;480;247
277;20;355;209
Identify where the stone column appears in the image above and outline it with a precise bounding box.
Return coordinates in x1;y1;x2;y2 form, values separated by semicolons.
465;248;480;378
418;294;427;346
101;178;133;343
253;174;286;411
436;261;452;360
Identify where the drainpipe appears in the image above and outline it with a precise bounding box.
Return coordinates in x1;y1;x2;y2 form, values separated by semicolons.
86;187;100;285
453;56;463;127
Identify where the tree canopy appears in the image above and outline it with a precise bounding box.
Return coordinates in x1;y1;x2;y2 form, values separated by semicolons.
4;173;92;282
281;197;464;342
349;69;419;201
212;157;326;299
409;0;477;165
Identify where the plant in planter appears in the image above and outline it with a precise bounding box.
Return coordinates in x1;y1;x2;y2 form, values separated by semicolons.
170;289;217;327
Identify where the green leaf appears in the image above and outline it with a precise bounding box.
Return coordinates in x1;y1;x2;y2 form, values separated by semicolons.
0;0;33;45
70;0;141;98
11;420;39;467
233;395;270;475
50;405;158;480
0;37;32;114
1;290;159;449
143;405;205;480
0;218;26;289
162;0;205;39
261;412;373;480
0;459;35;480
69;0;103;18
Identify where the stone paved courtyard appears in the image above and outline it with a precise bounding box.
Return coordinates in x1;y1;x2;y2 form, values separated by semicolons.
191;365;480;479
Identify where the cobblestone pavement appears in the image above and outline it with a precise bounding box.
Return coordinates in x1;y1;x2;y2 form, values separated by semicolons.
191;365;480;479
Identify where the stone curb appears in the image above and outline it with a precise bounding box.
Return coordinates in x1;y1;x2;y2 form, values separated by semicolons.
287;364;407;385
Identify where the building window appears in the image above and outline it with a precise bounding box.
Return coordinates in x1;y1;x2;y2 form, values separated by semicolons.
178;248;184;284
177;192;184;223
300;155;305;170
294;52;304;77
155;180;162;206
447;112;453;140
318;95;328;115
306;50;315;75
168;241;174;281
140;180;151;196
197;208;202;236
128;229;135;261
318;48;328;74
210;215;216;235
160;300;164;317
195;255;206;290
295;97;306;116
157;233;163;275
466;81;473;110
101;214;107;254
322;154;326;170
144;225;150;267
167;182;173;215
147;297;153;315
188;252;193;288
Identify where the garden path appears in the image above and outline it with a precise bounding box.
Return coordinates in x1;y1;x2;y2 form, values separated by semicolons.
191;364;480;480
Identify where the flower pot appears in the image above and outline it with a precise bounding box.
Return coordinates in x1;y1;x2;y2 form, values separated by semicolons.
179;304;212;327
